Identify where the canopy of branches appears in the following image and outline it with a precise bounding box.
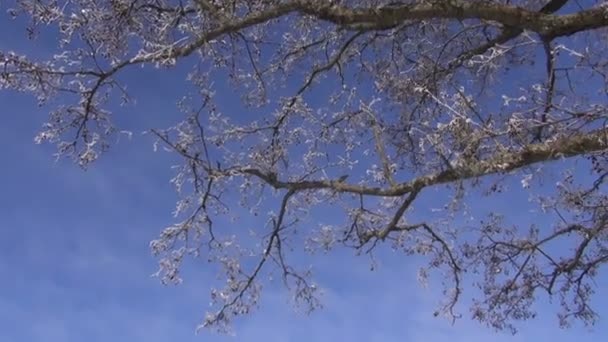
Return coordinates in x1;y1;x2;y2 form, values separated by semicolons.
2;0;608;334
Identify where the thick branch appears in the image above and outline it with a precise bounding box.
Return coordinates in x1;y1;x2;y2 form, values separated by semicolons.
242;128;608;196
122;0;608;67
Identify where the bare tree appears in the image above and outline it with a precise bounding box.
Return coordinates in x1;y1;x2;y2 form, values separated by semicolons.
2;0;608;334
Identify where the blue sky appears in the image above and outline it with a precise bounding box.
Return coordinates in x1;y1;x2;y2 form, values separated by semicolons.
1;3;608;342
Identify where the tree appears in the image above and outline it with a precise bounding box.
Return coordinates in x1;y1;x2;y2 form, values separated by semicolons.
2;0;608;334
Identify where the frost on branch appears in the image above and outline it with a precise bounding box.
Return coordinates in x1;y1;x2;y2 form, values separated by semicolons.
4;0;608;334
